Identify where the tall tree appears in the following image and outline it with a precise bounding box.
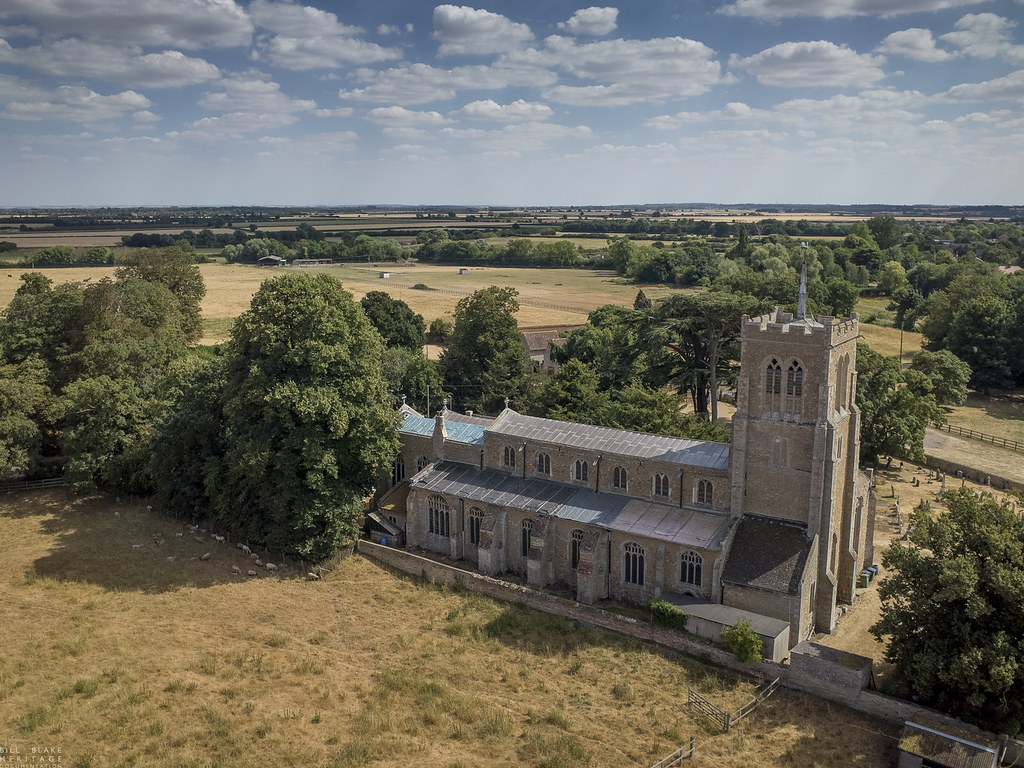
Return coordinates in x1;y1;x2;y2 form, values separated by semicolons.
115;247;206;343
855;344;943;462
213;273;399;560
872;488;1024;733
441;286;526;415
360;291;426;351
651;292;763;422
910;349;972;406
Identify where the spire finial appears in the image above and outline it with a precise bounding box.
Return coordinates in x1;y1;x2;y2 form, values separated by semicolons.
504;397;510;409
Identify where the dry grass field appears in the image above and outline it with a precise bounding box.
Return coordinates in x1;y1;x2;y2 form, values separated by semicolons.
1;491;899;768
943;391;1024;445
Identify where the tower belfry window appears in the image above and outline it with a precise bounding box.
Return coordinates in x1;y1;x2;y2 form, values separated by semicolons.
787;364;803;397
766;360;782;394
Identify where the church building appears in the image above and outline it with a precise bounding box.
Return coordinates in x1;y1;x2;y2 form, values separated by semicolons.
379;300;875;650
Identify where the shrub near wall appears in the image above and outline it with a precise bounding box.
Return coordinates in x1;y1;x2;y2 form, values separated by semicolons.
648;599;690;633
721;619;764;663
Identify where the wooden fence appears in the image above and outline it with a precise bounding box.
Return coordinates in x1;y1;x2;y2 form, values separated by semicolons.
730;677;782;730
646;737;696;767
687;688;730;732
935;423;1023;454
688;677;781;734
0;477;66;493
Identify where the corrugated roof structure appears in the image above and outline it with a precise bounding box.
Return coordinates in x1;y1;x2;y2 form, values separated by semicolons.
412;461;736;550
486;410;730;471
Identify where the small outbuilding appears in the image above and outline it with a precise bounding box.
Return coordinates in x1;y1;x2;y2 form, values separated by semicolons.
257;255;284;267
458;268;469;275
898;721;999;768
379;271;390;279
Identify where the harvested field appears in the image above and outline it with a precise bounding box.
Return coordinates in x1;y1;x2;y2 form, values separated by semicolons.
0;492;898;767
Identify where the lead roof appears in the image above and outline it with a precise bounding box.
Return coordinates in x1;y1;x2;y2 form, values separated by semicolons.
412;461;736;551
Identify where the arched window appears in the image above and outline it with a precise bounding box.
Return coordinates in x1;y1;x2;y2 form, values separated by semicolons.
536;452;551;475
613;466;628;491
830;532;839;574
415;455;430;473
391;456;405;485
836;436;843;460
681;551;703;588
428;495;450;537
766;359;782;394
574;459;589;482
623;542;645;586
653;473;669;498
521;519;534;557
468;507;483;546
503;446;516;469
786;363;803;397
571;529;584;570
836;353;850;412
697;479;713;505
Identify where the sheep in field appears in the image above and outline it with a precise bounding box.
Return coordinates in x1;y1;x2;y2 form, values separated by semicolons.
265;562;278;572
247;569;258;577
239;544;251;555
200;552;211;561
231;565;241;575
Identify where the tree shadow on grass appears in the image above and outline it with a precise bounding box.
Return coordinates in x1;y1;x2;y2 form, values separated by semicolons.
7;490;298;594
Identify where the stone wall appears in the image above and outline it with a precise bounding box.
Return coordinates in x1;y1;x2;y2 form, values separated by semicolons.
922;456;1024;493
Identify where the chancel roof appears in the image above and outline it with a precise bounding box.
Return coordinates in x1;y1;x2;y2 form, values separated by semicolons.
487;410;730;471
413;461;736;551
721;516;813;595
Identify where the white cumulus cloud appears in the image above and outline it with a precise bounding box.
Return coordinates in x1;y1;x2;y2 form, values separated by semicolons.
941;14;1024;63
0;39;220;88
339;61;557;104
366;106;450;126
940;69;1024;102
731;41;887;87
453;99;553;121
717;0;988;19
0;75;152;123
876;28;955;62
198;71;316;113
0;0;253;49
539;35;729;105
250;0;401;69
432;5;534;55
558;7;618;36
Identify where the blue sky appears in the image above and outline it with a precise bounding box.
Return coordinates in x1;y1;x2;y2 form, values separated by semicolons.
1;0;1022;206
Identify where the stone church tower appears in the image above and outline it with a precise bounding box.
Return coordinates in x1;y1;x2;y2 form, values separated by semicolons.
727;277;871;636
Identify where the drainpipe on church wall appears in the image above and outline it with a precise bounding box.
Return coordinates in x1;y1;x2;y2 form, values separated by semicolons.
594;455;601;493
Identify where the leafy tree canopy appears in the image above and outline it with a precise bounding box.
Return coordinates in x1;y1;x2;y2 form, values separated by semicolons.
909;349;972;406
855;343;943;462
872;488;1024;734
213;273;399;560
441;286;526;415
360;291;426;351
